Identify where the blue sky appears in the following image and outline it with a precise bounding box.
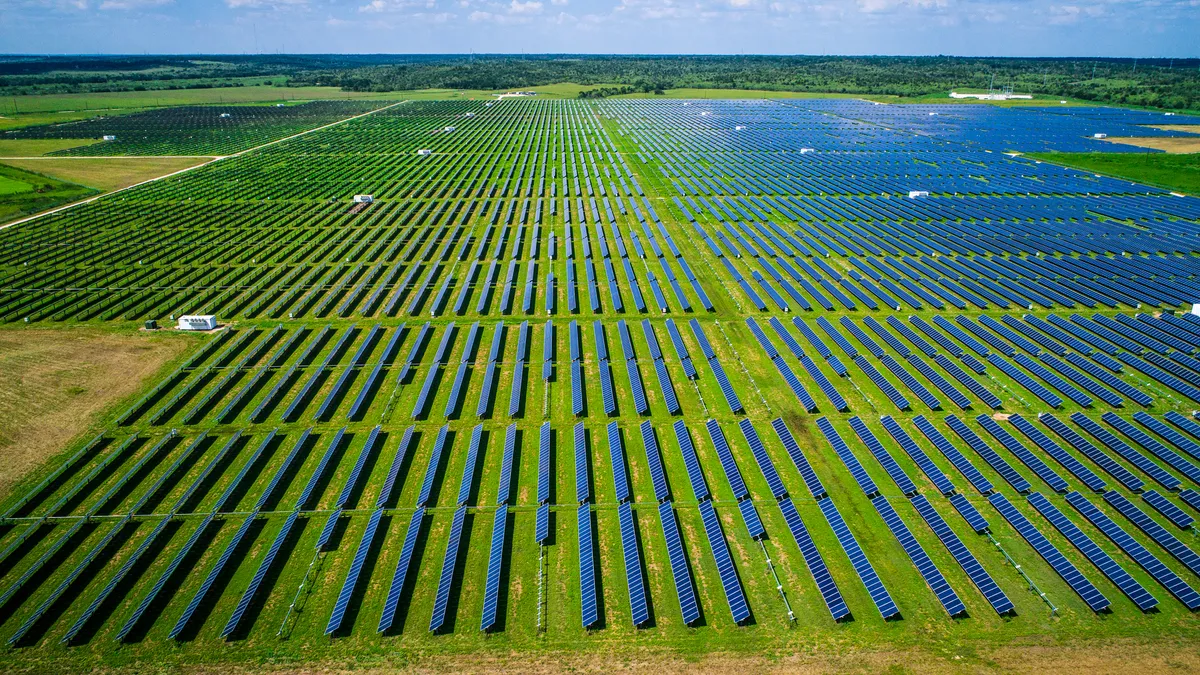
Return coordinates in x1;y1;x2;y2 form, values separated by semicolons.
3;0;1197;56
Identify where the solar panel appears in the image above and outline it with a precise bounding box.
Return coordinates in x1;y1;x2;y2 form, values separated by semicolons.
1140;490;1195;529
1037;413;1145;491
910;415;993;494
617;502;650;626
1180;489;1200;515
578;504;600;628
698;500;752;623
706;419;749;499
907;492;1012;612
987;353;1063;408
430;506;467;632
642;421;670;502
854;355;910;410
481;505;508;632
849;416;918;495
1065;491;1200;611
948;492;990;533
872;496;965;616
709;357;745;413
659;501;701;625
1070;412;1181;490
1135;412;1200;464
945;415;1032;493
988;492;1110;612
818;497;899;619
417;425;450;508
776;497;849;620
1103;492;1200;578
1103;412;1200;484
772;415;830;494
1007;414;1106;492
378;507;425;633
879;415;955;495
325;508;383;635
673;420;710;502
816;417;880;497
975;415;1069;492
538;421;551;504
117;514;214;642
1027;492;1158;611
738;498;767;539
170;510;259;639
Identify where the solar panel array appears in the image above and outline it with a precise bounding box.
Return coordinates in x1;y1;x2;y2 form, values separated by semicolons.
6;95;1200;650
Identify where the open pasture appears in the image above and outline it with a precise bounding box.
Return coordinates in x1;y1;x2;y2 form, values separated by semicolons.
2;97;1200;670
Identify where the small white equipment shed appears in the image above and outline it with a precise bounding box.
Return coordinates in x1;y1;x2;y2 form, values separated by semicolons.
353;194;374;204
178;315;218;331
908;190;930;199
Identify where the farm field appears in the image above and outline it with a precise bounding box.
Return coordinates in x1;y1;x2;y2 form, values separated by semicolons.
3;95;1200;673
0;157;215;193
0;162;96;223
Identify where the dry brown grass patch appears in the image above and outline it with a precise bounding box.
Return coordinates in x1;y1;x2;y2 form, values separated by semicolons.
0;327;194;502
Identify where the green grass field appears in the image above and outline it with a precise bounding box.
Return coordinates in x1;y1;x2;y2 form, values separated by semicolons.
0;162;96;222
1026;152;1200;195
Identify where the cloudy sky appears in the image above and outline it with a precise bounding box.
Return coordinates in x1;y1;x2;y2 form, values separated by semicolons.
3;0;1197;55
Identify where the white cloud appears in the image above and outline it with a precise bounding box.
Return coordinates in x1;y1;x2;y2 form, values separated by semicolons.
98;0;170;9
510;0;542;12
225;0;306;8
550;0;568;5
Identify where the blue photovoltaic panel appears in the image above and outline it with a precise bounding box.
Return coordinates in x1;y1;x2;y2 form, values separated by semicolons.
674;420;710;502
944;415;1031;493
1067;491;1200;610
170;510;259;639
848;416;917;495
738;498;766;539
617;502;650;626
325;508;383;635
772;417;827;498
1103;492;1200;578
481;505;508;632
224;513;298;638
703;420;750;500
1038;413;1144;491
816;417;880;497
117;514;214;642
574;422;589;504
948;492;990;533
1135;412;1200;464
1007;414;1106;492
738;419;785;498
975;415;1069;492
777;497;849;620
642;421;670;502
818;497;899;619
379;507;425;633
1027;492;1158;612
1102;412;1200;485
578;504;600;628
910;494;1012;615
988;492;1110;612
879;415;955;495
608;422;631;503
430;506;467;632
1070;412;1180;490
417;426;450;508
571;360;586;416
538;421;551;504
699;500;752;623
872;496;965;616
1141;490;1195;529
1179;489;1200;515
536;503;550;544
659;501;700;625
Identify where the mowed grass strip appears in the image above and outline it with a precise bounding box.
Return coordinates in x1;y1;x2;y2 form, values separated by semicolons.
0;326;197;503
0;157;213;192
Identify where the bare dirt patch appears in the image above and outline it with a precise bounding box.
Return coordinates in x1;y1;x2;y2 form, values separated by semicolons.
1104;136;1200;154
162;638;1200;674
0;327;193;502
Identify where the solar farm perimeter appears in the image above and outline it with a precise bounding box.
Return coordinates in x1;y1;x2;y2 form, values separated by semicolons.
4;97;1200;669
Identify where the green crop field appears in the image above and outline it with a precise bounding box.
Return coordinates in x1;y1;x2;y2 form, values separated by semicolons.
1;94;1200;674
0;162;96;223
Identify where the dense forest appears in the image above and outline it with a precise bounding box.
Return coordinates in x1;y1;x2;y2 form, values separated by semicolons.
3;54;1199;111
